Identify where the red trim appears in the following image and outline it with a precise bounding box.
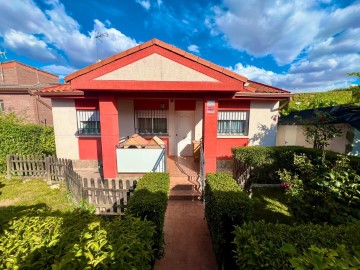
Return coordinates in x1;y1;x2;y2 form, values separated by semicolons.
134;99;169;110
218;100;250;110
70;46;245;92
78;137;102;160
75;99;99;110
175;100;196;111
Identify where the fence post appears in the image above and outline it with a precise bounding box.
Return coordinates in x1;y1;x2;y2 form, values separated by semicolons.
45;156;51;184
6;155;11;179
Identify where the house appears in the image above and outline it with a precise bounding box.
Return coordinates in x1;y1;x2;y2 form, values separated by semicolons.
0;61;58;125
277;105;360;156
36;38;291;178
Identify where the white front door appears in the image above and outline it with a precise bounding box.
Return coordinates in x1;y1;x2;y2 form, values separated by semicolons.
176;111;194;156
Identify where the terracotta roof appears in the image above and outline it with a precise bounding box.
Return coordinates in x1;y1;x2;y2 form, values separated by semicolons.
246;80;290;93
65;38;248;83
35;84;84;96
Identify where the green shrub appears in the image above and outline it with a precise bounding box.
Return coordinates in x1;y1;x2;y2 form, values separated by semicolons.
0;208;156;269
205;173;253;269
279;154;360;224
0;113;56;173
233;221;360;270
126;172;170;259
232;146;360;184
287;244;360;269
280;91;353;115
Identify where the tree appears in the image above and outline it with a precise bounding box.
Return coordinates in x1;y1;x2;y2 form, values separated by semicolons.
347;72;360;104
301;111;342;163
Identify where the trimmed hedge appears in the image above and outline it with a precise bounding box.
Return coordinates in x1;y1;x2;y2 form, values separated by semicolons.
0;113;55;173
0;209;156;269
232;146;360;184
204;173;253;269
233;221;360;270
126;172;170;258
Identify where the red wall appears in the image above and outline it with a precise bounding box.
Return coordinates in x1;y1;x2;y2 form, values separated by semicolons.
75;99;99;109
175;100;196;111
218;100;250;110
78;137;102;160
216;138;248;159
134;99;169;110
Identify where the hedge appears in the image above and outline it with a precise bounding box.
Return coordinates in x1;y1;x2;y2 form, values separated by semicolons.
232;146;360;184
0;209;156;269
126;172;170;259
233;221;360;270
0;113;55;173
204;173;253;269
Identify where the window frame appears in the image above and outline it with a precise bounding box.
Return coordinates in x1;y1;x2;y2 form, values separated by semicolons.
76;109;101;136
217;110;249;136
134;110;168;135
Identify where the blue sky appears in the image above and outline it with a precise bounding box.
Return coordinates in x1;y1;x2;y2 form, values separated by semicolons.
0;0;359;92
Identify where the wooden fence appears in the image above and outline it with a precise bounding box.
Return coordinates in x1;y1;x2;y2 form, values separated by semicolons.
233;158;252;190
6;154;137;215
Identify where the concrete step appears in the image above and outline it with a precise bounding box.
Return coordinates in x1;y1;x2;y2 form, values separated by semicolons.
169;189;202;201
171;184;194;190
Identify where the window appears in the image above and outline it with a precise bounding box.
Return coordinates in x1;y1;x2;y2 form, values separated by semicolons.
76;110;100;135
217;111;249;136
135;110;168;135
0;100;4;112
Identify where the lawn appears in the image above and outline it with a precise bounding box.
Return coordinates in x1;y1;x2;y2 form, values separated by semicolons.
251;187;294;224
0;177;74;226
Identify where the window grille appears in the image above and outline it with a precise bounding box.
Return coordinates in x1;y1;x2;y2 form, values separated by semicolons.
217;111;249;135
0;100;4;112
76;110;100;135
135;110;168;135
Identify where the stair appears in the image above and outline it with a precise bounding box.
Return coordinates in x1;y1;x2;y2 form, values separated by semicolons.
169;175;201;201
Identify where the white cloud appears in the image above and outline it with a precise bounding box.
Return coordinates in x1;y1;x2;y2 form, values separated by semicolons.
3;30;57;62
213;0;323;65
157;0;163;7
42;64;77;79
0;0;138;68
135;0;151;10
188;44;200;54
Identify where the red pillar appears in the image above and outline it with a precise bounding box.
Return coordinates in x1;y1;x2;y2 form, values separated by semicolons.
99;95;119;178
203;99;218;174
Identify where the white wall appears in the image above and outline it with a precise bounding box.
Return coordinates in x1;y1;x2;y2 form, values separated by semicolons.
168;100;176;156
52;99;79;159
195;101;203;141
248;100;279;146
118;100;134;138
276;123;351;154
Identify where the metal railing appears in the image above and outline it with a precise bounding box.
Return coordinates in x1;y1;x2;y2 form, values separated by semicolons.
199;139;205;199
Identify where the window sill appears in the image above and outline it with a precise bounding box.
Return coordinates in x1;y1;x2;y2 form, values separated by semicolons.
138;134;169;137
217;135;249;139
76;134;101;138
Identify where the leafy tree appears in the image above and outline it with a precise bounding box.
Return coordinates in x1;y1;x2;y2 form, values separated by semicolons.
300;111;342;163
348;72;360;104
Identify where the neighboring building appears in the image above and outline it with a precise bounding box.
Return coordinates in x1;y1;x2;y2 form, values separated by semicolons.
37;38;291;178
277;105;360;156
0;61;59;125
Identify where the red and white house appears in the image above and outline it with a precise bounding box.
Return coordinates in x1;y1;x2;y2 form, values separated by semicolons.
37;39;291;178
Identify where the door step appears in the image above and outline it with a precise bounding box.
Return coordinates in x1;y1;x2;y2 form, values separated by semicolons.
169;189;202;201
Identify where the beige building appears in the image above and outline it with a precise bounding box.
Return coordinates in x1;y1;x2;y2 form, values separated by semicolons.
0;61;59;125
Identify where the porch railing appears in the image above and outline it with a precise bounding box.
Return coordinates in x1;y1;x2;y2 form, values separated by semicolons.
199;139;205;198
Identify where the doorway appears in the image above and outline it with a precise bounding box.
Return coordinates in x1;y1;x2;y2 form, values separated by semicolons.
176;111;194;156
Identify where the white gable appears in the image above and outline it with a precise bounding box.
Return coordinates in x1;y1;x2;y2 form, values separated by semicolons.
94;53;219;82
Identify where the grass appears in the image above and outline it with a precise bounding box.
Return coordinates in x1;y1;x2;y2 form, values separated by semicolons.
251;187;294;224
0;177;75;226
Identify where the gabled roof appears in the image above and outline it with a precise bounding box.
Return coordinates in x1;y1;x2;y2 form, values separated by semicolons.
65;38;247;83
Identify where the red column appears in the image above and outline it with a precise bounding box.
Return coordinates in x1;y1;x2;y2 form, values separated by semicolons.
99;95;119;178
203;99;218;174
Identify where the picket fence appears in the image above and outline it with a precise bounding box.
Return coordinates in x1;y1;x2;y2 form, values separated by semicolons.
6;154;137;215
